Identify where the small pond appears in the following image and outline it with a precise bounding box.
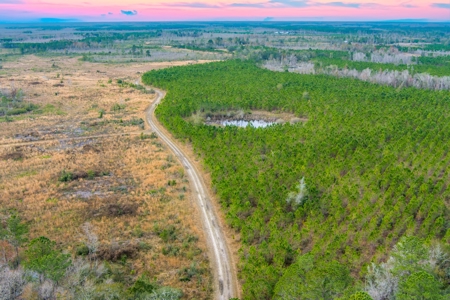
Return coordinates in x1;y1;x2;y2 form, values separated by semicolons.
207;119;276;128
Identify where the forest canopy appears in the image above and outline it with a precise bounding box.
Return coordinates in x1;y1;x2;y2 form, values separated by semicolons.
143;60;449;299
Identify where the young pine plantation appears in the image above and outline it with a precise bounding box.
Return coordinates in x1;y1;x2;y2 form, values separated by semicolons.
143;60;450;299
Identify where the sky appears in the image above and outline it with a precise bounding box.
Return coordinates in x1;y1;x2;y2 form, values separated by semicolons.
0;0;450;23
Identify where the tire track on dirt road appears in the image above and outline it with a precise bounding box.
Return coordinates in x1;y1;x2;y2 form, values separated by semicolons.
145;89;239;300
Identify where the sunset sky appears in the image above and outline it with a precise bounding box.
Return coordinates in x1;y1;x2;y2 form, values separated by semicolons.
1;0;450;22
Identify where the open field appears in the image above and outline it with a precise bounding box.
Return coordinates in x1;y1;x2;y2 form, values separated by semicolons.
0;55;213;299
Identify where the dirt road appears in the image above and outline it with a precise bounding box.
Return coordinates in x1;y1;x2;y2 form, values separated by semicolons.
145;89;238;300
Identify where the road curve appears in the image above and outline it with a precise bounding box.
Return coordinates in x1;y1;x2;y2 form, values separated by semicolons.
145;89;238;300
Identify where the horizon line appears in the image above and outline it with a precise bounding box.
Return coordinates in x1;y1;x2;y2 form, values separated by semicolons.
1;19;449;25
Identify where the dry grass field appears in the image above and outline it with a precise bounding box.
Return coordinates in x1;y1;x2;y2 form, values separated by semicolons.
0;55;213;299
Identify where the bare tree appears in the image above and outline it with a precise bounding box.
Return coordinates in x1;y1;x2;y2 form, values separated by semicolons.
38;280;55;300
0;265;26;300
286;177;308;206
365;262;398;300
263;60;450;91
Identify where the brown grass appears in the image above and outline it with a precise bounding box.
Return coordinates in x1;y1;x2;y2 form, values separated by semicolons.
0;55;213;299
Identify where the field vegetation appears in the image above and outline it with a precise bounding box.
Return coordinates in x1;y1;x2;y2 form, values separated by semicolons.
1;86;38;120
0;55;212;299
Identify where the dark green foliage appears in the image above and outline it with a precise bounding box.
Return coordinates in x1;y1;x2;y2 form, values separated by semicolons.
129;275;157;296
155;224;178;243
24;236;71;282
4;213;29;249
172;43;223;52
0;94;38;118
417;55;450;67
125;118;144;126
162;245;180;256
397;271;445;300
0;213;29;264
58;170;74;182
179;263;203;282
128;275;183;299
58;169;109;182
142;60;450;298
273;254;353;300
76;244;90;256
423;44;450;52
5;104;39;115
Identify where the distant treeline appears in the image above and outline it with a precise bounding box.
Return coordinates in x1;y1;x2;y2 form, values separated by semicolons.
1;31;162;53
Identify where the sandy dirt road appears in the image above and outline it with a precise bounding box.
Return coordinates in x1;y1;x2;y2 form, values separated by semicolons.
146;89;238;300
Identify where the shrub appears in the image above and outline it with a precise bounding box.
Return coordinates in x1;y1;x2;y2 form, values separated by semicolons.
155;224;177;242
162;245;180;256
179;263;203;282
58;170;73;182
24;236;71;283
129;275;157;296
76;244;90;256
89;201;139;218
58;169;108;182
96;242;139;262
